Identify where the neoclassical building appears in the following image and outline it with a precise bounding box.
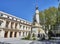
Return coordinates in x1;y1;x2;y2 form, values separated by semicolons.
0;11;32;38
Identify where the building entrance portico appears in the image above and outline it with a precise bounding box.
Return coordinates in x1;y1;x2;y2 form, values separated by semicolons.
1;29;19;38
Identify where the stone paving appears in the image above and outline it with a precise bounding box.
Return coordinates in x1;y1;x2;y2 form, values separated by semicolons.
0;38;60;44
0;42;10;44
0;38;32;44
30;40;60;44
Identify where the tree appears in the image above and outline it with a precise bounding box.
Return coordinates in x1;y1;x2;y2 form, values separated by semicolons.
39;7;57;30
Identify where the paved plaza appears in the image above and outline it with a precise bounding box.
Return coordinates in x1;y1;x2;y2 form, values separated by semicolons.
0;38;32;44
30;40;60;44
0;38;60;44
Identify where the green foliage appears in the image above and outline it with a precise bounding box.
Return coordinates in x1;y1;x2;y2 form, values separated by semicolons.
26;32;30;40
39;7;58;30
32;33;36;40
22;33;36;40
44;7;57;25
22;32;31;40
32;33;35;37
32;37;36;40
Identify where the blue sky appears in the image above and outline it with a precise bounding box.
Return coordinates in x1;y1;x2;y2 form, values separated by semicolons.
0;0;58;22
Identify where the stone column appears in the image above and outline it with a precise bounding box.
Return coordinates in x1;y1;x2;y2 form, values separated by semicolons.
24;32;26;37
25;26;26;30
7;31;10;38
13;23;15;29
21;25;23;30
29;27;31;31
21;32;23;37
17;32;19;38
12;32;15;38
8;22;11;29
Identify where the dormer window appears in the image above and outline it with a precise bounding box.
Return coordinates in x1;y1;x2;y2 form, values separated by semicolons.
16;19;17;21
0;13;3;16
7;16;9;18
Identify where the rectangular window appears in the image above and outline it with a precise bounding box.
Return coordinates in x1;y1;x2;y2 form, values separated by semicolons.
23;32;24;36
11;22;13;29
26;27;27;30
0;21;3;26
23;26;25;29
20;25;22;28
15;23;17;29
6;21;9;28
7;16;9;18
12;17;14;20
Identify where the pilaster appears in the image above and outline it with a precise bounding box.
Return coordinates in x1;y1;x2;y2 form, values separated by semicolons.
13;23;15;29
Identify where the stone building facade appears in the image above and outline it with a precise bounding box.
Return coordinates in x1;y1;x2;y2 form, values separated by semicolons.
0;11;32;38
